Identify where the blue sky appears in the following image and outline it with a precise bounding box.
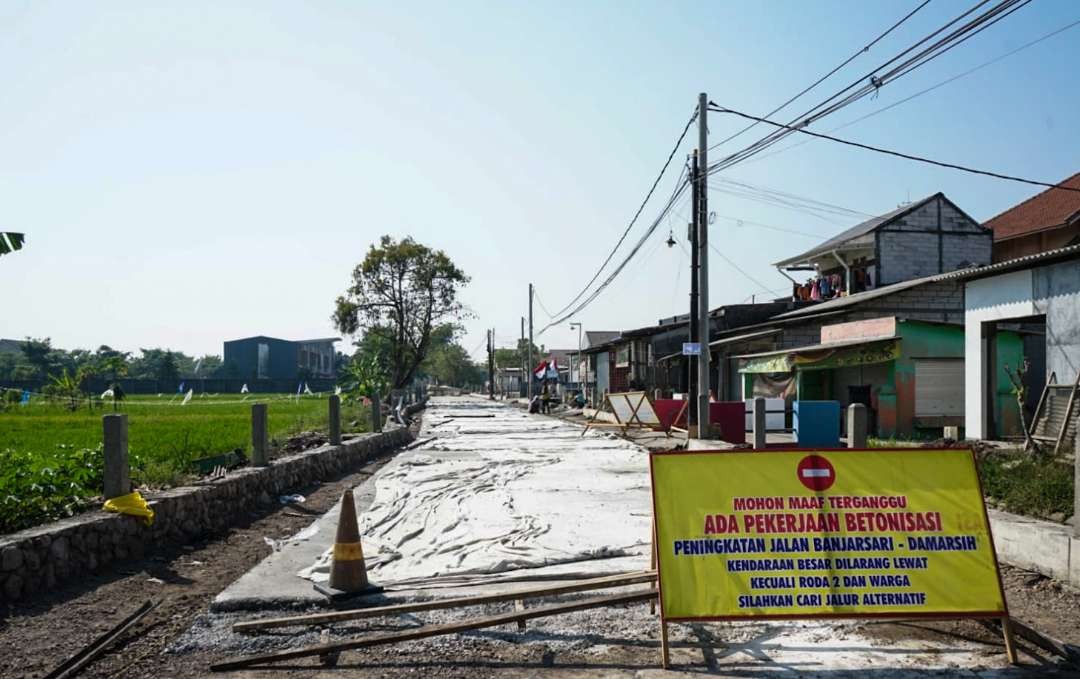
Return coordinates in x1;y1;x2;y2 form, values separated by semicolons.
1;1;1077;361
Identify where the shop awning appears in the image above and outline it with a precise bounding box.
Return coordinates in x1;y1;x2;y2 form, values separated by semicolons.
737;336;899;374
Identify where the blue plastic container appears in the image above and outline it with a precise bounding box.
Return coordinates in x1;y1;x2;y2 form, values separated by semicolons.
793;400;841;448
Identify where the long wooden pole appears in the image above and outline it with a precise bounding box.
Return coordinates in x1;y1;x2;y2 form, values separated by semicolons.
233;571;657;633
46;600;159;679
213;590;656;672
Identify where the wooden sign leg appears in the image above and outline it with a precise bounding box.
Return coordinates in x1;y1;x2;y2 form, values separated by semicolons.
660;617;671;669
1001;615;1019;664
649;519;657;615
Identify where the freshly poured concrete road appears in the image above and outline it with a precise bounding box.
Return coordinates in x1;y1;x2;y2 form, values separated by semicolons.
214;396;652;610
205;397;1052;674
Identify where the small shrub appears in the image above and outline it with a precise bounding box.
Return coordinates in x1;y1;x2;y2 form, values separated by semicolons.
978;450;1073;520
0;445;104;533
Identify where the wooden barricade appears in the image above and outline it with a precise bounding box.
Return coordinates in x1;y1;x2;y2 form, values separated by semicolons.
581;391;668;437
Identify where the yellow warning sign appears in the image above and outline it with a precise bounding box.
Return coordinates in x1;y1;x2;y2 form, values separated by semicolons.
650;449;1007;621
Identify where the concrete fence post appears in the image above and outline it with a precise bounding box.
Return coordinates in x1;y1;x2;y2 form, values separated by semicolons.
752;397;766;450
102;414;129;499
329;394;342;446
654;389;662;402
847;403;868;449
371;392;382;433
251;403;268;467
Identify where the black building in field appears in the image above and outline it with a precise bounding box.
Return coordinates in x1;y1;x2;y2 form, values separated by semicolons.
222;336;339;381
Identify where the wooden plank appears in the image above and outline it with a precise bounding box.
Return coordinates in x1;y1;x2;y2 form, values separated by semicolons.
213;590;657;672
1010;618;1080;663
979;617;1080;663
233;571;658;632
1053;371;1080;457
1028;371;1056;439
46;600;159;679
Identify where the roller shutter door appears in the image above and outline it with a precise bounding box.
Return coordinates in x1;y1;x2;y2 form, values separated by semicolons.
915;359;964;417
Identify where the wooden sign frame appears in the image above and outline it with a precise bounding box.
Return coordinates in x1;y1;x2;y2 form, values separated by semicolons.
649;447;1018;669
581;391;669;438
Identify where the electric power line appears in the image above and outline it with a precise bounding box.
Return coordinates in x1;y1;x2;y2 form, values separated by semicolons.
709;242;786;296
548;111;697;318
709;104;1080;194
718;214;825;238
706;0;1029;176
539;170;693;333
710;0;933;152
738;16;1080;166
532;290;555;318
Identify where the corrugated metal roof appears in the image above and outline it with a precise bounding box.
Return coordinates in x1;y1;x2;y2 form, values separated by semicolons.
584;331;620;348
773;194;940;268
708;328;782;348
734;335;898;360
770;273;945;320
935;242;1080;282
770;243;1080;322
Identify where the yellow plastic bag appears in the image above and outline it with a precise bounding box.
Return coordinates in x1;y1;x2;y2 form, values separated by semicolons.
103;491;155;526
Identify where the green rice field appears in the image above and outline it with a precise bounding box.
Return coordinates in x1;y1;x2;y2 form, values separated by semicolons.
0;392;370;533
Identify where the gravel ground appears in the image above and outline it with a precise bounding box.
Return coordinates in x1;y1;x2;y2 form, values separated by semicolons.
0;440;405;679
4;402;1080;678
175;580;1080;677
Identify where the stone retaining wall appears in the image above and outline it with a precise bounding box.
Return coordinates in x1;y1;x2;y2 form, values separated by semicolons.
0;425;414;602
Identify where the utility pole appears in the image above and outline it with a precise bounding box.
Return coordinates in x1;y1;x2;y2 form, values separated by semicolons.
688;149;699;428
520;316;526;398
696;92;712;439
528;284;534;402
487;328;494;400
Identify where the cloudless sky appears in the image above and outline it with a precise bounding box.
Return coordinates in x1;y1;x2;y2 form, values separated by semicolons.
1;0;1078;361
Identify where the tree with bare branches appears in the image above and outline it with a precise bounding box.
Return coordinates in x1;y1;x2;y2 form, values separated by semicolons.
1004;358;1040;454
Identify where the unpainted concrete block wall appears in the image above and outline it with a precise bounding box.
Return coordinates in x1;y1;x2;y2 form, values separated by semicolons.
877;197;991;285
1034;259;1080;381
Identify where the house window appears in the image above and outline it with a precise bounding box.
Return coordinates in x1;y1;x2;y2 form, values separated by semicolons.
616;346;630;367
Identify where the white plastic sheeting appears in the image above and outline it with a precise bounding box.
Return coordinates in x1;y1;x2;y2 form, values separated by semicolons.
301;397;652;586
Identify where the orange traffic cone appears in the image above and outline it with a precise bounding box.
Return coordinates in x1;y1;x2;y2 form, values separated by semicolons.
314;489;380;601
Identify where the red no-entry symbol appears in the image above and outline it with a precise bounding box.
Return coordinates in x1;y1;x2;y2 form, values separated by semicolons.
797;455;836;491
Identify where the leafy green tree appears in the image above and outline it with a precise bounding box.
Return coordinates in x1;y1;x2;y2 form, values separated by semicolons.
494;338;542;373
0;351;35;381
130;348;182;383
19;337;55;379
192;354;222;376
333;236;470;389
418;324;484;387
95;345;131;383
340;351;389;400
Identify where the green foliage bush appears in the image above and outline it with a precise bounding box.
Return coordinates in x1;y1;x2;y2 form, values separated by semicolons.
978;449;1073;519
0;445;105;533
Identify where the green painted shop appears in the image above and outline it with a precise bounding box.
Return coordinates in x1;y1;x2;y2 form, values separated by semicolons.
735;316;1023;439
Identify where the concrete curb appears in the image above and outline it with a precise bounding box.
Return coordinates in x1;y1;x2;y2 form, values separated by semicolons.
989;509;1080;588
0;425;414;603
